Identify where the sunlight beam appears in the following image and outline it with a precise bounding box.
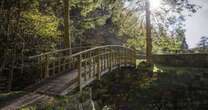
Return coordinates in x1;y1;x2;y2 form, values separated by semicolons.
150;0;162;10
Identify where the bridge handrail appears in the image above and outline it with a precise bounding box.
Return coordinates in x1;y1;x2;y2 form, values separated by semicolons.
27;45;137;91
29;45;135;59
29;46;96;59
67;45;135;58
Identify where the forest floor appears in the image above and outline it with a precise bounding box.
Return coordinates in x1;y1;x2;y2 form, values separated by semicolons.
1;64;208;110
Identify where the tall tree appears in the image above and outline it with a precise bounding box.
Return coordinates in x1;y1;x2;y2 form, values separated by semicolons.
145;0;152;63
122;0;198;54
63;0;71;49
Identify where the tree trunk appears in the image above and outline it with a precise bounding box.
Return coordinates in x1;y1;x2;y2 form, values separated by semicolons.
63;0;71;51
145;0;152;63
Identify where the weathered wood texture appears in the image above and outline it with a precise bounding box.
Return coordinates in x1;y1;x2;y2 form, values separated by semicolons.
1;45;136;110
0;46;93;92
29;45;137;91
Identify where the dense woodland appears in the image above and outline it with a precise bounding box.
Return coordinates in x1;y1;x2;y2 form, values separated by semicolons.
0;0;199;56
0;0;200;81
0;0;208;110
0;0;202;92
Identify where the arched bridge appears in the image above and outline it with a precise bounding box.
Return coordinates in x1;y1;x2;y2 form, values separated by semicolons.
2;45;136;110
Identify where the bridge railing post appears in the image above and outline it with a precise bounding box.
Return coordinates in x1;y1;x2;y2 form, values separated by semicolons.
96;49;101;80
58;55;61;74
130;50;133;66
103;48;106;70
77;54;82;92
42;55;49;79
62;57;66;73
133;50;137;66
39;56;44;80
108;47;112;72
89;51;92;78
119;47;122;65
105;48;108;70
113;47;116;66
110;47;114;68
124;48;128;66
117;47;121;69
52;59;56;76
37;55;49;80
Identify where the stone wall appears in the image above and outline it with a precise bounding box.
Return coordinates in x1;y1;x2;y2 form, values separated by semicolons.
152;53;208;68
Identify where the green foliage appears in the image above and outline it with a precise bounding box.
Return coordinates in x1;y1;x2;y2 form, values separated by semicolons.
127;37;146;53
0;0;199;54
23;9;61;38
71;0;103;17
90;67;208;110
80;15;110;29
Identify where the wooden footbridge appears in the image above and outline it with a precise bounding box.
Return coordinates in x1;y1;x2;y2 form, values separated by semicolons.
1;45;136;110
